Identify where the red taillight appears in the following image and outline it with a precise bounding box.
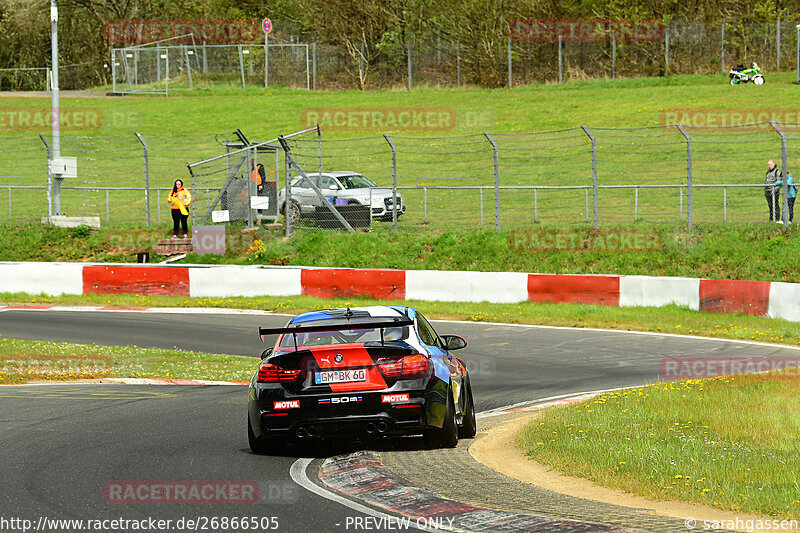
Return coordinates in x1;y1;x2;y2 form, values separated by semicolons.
377;354;431;379
257;363;301;383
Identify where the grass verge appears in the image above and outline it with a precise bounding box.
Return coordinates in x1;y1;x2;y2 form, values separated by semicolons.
4;291;800;347
3;223;800;283
4;73;800;137
517;372;800;519
0;336;255;384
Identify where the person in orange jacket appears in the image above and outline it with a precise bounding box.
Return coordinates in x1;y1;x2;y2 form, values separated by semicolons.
167;179;192;238
251;160;266;193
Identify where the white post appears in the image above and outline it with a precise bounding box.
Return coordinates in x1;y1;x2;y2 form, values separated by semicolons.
50;0;62;215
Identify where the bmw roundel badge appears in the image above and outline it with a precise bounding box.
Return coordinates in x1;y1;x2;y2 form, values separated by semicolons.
334;353;344;363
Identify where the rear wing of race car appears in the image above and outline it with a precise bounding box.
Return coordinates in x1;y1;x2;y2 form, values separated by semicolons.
259;316;414;350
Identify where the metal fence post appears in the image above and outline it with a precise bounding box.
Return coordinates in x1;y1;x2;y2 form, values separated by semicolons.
676;124;693;230
665;26;670;74
317;124;322;175
359;42;365;87
581;126;600;229
769;121;789;224
507;38;512;88
456;41;461;88
285;145;292;237
558;35;563;83
612;34;616;79
202;42;208;73
134;132;150;227
778;19;782;70
187;164;197;229
39;134;52;223
312;40;317;90
484;133;501;230
796;24;800;83
265;35;270;88
238;45;246;89
184;46;193;88
384;134;398;233
721;23;726;73
407;41;412;91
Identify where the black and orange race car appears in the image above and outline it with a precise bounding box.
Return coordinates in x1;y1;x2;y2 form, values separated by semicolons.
247;305;476;452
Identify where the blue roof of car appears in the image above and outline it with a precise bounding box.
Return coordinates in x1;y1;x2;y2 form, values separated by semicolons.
289;306;415;324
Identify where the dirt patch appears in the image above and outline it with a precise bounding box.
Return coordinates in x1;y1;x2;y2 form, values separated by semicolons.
469;413;799;533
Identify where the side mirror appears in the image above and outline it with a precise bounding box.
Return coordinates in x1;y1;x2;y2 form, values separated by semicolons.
260;348;273;360
441;335;467;351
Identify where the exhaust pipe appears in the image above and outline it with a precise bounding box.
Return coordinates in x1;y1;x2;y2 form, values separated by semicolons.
306;425;320;438
295;427;309;439
376;421;389;434
365;423;377;435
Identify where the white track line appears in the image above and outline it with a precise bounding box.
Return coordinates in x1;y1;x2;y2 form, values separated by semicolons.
288;458;436;532
289;387;620;530
430;317;800;353
6;304;797;353
477;386;627;419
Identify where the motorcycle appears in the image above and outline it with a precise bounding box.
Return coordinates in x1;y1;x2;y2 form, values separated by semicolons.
729;62;764;85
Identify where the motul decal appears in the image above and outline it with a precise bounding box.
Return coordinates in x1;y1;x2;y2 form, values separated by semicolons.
273;400;300;409
381;393;410;403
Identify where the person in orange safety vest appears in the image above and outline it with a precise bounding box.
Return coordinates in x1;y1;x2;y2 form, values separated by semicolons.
167;179;192;238
251;161;266;193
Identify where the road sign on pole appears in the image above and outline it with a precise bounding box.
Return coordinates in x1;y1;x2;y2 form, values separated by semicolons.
262;18;272;34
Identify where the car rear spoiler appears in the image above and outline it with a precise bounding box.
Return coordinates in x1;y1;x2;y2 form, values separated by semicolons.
259;316;414;347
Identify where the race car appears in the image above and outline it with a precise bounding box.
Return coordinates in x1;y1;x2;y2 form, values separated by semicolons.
247;305;476;452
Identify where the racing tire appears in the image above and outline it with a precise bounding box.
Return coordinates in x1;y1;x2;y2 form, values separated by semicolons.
283;201;301;224
730;77;740;85
754;75;765;85
248;417;277;455
424;392;459;449
458;385;477;439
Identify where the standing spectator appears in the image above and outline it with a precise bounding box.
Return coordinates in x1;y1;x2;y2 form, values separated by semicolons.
168;179;192;238
775;173;797;223
251;160;267;218
251;160;266;194
764;160;782;222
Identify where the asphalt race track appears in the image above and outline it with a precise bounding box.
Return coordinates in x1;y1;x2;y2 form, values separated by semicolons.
1;309;797;532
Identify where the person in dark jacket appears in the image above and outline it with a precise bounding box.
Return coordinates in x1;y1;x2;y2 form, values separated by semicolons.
764;160;782;221
775;173;797;223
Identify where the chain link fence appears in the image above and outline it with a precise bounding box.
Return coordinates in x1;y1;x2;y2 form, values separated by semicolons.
111;42;311;94
5;19;800;91
2;123;799;231
107;19;800;92
0;132;232;225
284;123;800;232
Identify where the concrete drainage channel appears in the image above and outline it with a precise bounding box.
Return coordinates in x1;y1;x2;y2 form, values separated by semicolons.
290;395;730;533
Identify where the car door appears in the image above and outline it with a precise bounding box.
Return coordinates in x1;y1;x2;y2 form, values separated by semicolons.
320;176;340;204
293;175;319;209
416;313;463;412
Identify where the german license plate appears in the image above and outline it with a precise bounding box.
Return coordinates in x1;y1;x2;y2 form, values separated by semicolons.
315;369;367;384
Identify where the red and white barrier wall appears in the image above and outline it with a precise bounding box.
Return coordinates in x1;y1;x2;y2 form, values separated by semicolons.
0;262;795;321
